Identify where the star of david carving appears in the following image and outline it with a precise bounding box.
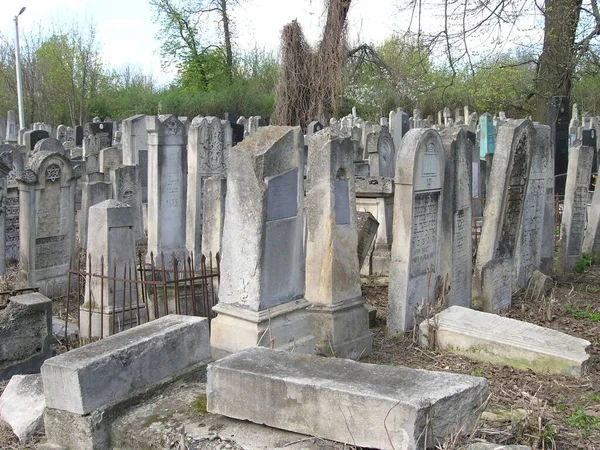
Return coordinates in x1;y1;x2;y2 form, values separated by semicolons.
46;165;61;182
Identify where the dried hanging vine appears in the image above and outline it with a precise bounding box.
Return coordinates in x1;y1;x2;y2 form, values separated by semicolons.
272;0;351;130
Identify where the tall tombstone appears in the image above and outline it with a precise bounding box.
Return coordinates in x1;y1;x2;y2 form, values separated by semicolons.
75;126;84;147
513;124;551;288
146;115;188;264
305;129;372;359
122;115;148;201
537;125;556;276
6;111;17;144
79;200;143;338
439;128;473;308
368;129;396;178
557;142;594;272
474;119;534;312
24;130;50;153
17;149;77;297
83;122;113;157
248;116;261;136
236;116;248;136
549;96;570;195
389;108;409;152
0;116;6;144
210;126;314;358
79;173;112;249
388;129;445;334
111;165;144;245
186;116;230;266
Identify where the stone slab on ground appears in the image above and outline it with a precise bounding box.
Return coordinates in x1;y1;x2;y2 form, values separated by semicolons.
419;306;591;376
0;374;45;442
41;315;211;415
463;443;531;450
207;347;488;450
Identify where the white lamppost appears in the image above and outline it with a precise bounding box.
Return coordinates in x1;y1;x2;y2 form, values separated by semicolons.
14;7;26;132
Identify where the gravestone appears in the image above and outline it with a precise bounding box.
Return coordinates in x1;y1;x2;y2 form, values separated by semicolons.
56;125;67;143
122;114;148;202
33;138;65;156
537;125;556;276
80;200;142;338
0;116;5;144
512;124;551;287
24;130;50;153
231;123;244;145
558;142;594;272
17;149;77;297
388;128;445;333
474;120;534;312
99;146;123;175
440;128;473;308
186;116;230;266
78;173;112;249
236;116;248;136
75;126;83;147
83;122;113;157
389;108;409;152
0;156;11;275
146;115;188;265
368;129;395;178
549;96;570;195
111;166;144;245
210;126;314;358
305;129;372;359
356;211;379;269
6;111;17;144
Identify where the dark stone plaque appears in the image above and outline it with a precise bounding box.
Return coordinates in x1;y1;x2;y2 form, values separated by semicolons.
266;168;298;222
334;179;350;225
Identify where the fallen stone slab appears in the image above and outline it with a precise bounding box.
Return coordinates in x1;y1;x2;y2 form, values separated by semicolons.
419;306;591;377
207;347;488;450
463;443;531;450
42;314;211;415
0;374;45;442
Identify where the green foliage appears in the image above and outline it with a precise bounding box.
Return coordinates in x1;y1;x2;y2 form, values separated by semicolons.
565;406;600;437
471;368;485;377
563;303;600;322
574;252;598;273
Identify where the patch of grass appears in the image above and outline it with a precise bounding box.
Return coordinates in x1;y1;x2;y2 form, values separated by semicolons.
585;285;600;293
193;394;207;414
564;303;600;322
574;252;599;274
471;368;485;377
565;406;600;437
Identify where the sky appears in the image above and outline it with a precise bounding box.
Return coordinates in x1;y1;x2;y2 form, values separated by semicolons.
0;0;541;86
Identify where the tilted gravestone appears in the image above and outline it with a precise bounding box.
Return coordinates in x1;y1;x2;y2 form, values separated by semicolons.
474;119;534;312
305;129;372;359
210;126;314;358
388;128;445;333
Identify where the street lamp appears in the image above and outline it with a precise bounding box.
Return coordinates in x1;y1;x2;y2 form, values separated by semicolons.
14;7;26;133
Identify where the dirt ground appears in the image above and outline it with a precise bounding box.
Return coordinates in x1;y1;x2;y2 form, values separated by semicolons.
361;268;600;449
0;268;598;449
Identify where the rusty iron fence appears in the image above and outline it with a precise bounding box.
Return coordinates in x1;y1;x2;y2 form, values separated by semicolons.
64;251;220;346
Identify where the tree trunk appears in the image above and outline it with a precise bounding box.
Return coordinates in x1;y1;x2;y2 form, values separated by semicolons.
220;0;233;83
535;0;582;123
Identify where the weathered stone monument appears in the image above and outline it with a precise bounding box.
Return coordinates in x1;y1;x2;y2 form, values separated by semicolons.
538;124;556;276
111;165;144;245
389;108;409;151
388;128;445;333
440;127;473;307
305;129;371;359
474;119;534;311
83;122;113;157
558;141;594;272
80;200;142;338
6;111;17;144
186;116;230;266
122;114;149;202
146;115;188;264
18;148;77;297
24;130;50;153
210;126;314;357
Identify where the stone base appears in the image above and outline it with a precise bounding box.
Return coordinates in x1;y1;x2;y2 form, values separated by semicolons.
308;297;372;359
45;408;109;450
79;304;147;339
371;247;391;276
210;299;315;359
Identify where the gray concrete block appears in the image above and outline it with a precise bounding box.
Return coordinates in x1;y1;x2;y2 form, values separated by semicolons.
0;374;45;442
207;347;488;450
42;315;211;415
0;293;52;380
